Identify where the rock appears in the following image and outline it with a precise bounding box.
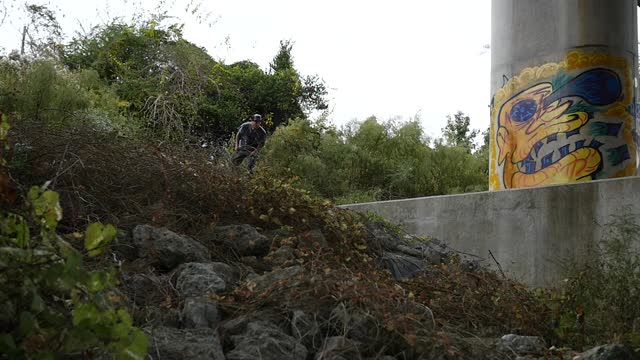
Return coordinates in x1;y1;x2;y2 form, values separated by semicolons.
226;321;307;360
397;244;448;265
364;221;482;274
112;229;137;260
365;220;475;280
499;334;546;355
176;262;227;297
133;225;209;270
145;326;225;360
329;303;377;344
223;315;272;337
270;246;295;267
207;224;271;256
315;336;361;360
576;344;638;360
379;252;425;280
200;261;240;284
240;255;272;272
364;221;402;251
462;337;500;358
244;266;303;293
123;273;167;306
263;228;294;241
377;236;481;279
291;310;320;345
298;229;328;249
401;238;481;271
182;297;219;329
395;237;457;266
220;313;286;340
142;307;182;328
221;315;256;338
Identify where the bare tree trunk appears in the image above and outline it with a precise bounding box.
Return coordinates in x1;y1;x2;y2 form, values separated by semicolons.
20;25;26;55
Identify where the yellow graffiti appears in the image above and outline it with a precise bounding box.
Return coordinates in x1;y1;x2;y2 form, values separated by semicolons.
489;50;636;190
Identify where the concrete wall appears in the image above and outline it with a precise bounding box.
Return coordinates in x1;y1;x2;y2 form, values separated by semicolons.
343;177;640;287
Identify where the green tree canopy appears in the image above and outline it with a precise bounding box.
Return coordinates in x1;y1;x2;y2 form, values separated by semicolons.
441;110;480;152
62;26;328;140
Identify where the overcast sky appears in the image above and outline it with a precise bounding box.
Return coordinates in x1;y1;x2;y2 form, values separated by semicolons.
1;0;492;138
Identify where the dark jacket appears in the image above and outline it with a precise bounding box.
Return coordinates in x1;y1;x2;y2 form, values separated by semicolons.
235;122;267;150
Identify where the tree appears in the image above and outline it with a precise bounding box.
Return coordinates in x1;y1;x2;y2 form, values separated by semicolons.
21;4;63;58
477;126;490;154
266;40;328;128
442;111;479;152
270;40;295;72
63;21;219;139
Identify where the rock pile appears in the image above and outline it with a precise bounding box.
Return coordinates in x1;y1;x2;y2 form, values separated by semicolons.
115;223;637;360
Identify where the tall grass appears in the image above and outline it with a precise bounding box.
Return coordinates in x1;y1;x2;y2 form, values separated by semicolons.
544;210;640;348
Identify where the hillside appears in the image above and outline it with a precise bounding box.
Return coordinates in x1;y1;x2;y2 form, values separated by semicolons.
1;114;638;359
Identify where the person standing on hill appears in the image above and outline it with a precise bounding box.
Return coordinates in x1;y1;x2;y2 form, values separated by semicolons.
232;114;268;171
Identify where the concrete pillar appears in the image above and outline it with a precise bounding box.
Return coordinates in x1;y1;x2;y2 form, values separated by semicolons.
489;0;639;190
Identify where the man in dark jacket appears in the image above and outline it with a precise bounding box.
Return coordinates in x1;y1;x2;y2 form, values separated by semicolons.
232;114;267;170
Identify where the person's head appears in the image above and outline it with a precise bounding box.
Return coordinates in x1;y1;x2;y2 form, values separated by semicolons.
250;114;262;128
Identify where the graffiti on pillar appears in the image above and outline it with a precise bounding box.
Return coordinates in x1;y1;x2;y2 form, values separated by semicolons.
489;51;637;190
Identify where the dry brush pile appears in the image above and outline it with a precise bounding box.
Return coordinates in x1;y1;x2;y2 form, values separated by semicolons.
7;119;560;358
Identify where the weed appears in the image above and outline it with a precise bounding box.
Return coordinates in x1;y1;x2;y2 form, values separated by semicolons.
541;210;640;348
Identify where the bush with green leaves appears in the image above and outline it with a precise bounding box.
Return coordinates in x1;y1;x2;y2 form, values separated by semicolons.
259;115;488;203
0;184;147;359
63;22;328;140
0;58;137;137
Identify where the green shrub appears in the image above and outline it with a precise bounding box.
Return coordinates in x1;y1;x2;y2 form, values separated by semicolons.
542;210;640;348
260;116;488;202
335;189;383;205
0;59;137;138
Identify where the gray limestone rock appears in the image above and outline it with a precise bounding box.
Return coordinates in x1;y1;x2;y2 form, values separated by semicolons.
397;243;449;265
133;225;209;270
379;252;425;280
270;245;295;267
244;265;303;293
577;344;638;360
123;273;167;306
142;307;182;328
226;321;307;360
499;334;546;355
145;326;225;360
220;313;286;341
207;224;271;256
182;297;219;329
112;229;137;260
176;262;227;297
364;221;402;251
365;221;482;278
200;261;240;285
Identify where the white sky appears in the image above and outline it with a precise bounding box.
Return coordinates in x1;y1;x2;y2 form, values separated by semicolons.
0;0;492;138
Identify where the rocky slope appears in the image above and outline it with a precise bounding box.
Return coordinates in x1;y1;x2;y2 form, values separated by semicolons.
111;220;636;360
